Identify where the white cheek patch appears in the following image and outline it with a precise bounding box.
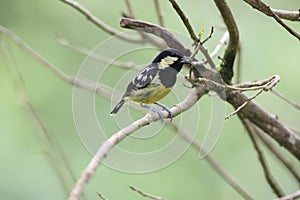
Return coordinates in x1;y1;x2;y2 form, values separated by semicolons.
159;56;179;69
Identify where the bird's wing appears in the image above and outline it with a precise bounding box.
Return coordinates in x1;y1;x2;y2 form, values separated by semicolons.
124;63;159;96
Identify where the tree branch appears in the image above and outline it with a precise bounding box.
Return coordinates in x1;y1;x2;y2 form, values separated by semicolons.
169;123;253;200
60;0;144;43
226;90;300;159
242;0;300;41
129;185;164;200
168;0;198;42
120;17;192;55
242;0;300;22
153;0;165;27
255;126;300;182
277;189;300;200
69;84;208;200
241;119;285;197
118;19;300;159
213;0;240;83
0;25;112;99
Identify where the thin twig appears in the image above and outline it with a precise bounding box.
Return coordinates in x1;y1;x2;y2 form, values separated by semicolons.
60;0;143;43
168;0;198;42
277;189;300;200
154;0;165;27
225;75;280;119
242;0;300;22
272;89;300;110
225;89;264;119
235;43;242;83
226;90;300;160
255;126;300;182
190;27;216;69
0;24;113;98
56;34;136;69
96;192;109;200
68;84;208;200
129;185;164;200
269;8;300;41
200;26;214;45
242;0;300;41
210;31;229;59
241;119;285;197
192;30;229;67
125;0;134;17
1;40;88;199
168;123;254;200
233;75;280;90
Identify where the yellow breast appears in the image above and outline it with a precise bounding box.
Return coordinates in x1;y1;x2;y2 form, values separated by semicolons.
129;84;171;104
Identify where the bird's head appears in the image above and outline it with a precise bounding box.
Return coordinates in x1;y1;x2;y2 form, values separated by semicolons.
152;48;192;72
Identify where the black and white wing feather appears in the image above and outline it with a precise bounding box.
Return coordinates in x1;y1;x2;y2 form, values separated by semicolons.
111;63;159;115
124;63;159;96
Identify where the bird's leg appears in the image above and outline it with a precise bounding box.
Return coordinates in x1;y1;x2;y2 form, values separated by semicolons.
142;104;164;122
155;102;173;122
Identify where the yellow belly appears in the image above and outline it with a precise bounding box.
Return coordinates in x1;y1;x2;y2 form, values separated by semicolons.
129;85;171;104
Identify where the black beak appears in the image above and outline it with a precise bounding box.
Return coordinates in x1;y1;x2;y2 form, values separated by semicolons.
180;56;193;64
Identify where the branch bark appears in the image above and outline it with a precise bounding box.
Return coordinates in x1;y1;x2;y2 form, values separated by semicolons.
242;0;300;22
118;18;300;160
226;90;300;159
242;0;300;41
213;0;240;83
120;17;192;56
60;0;144;43
69;84;208;200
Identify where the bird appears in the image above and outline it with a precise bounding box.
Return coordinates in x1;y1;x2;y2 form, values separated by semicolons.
110;48;192;121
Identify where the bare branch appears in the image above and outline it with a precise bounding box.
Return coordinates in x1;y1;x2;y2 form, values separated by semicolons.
272;89;300;110
255;127;300;182
60;0;143;43
277;189;300;200
96;192;109;200
0;24;112;98
242;0;300;22
168;123;254;200
129;185;164;200
242;0;300;41
193;74;300;159
225;89;264;119
120;17;191;55
154;0;165;27
271;9;300;22
68;84;208;200
190;27;216;69
200;27;215;45
124;0;134;17
200;75;279;119
213;0;240;83
210;31;229;59
235;44;242;83
225;75;280;119
191;42;216;69
168;0;198;42
56;34;137;69
241;119;285;197
3;26;250;200
226;89;300;159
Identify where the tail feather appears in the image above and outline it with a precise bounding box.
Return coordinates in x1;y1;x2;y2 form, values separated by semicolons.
110;99;125;115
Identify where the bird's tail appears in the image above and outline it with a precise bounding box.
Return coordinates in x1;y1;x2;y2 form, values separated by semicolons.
110;99;125;115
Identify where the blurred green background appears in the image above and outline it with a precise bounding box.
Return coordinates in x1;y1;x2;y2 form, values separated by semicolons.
0;0;299;199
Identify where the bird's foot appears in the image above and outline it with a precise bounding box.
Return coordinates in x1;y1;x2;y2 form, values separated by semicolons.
142;104;165;122
155;102;173;122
